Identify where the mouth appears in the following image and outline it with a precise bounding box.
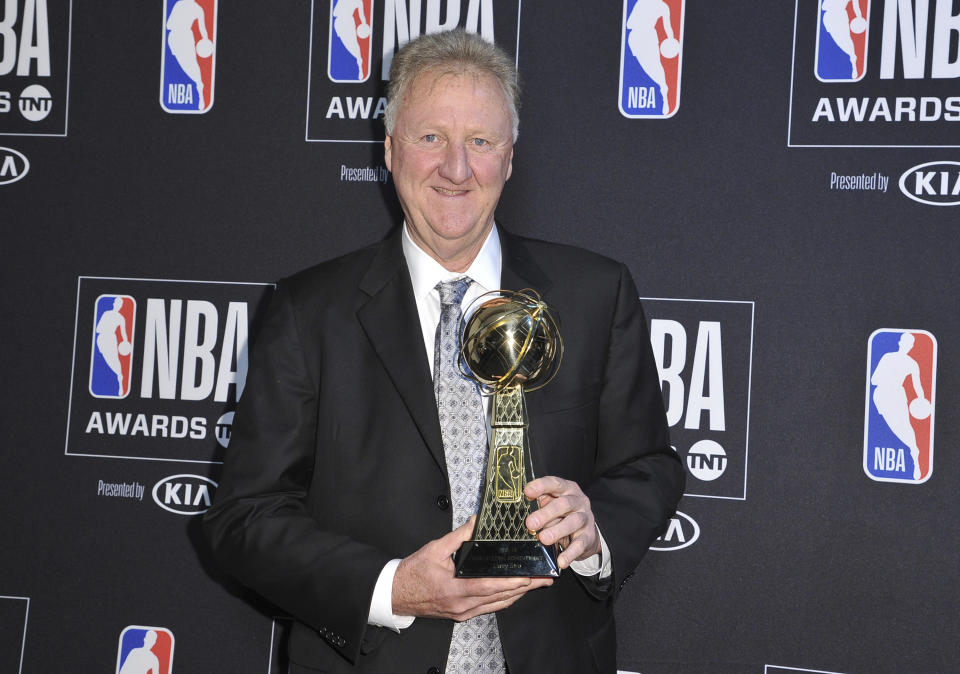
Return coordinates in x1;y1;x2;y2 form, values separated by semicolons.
432;186;468;196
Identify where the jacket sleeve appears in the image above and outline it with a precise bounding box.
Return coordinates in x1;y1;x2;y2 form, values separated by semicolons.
583;263;685;597
202;281;391;664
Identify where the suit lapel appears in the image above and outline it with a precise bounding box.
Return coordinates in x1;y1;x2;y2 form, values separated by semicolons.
356;229;447;477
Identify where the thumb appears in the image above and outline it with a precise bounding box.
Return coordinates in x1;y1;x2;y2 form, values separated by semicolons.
445;515;477;547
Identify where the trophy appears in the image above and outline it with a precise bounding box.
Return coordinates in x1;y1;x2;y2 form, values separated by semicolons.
453;289;563;577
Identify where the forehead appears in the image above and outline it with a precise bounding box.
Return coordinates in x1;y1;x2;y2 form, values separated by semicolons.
398;67;512;129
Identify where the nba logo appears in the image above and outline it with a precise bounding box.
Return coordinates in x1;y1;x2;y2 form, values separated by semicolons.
116;626;174;674
618;0;685;118
863;329;937;484
328;0;374;83
815;0;870;82
160;0;218;113
89;295;136;399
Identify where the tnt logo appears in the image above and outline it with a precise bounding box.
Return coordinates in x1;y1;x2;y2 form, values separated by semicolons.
618;0;684;118
815;0;870;81
644;298;754;500
329;0;374;83
160;0;217;113
864;329;937;483
0;0;71;136
116;626;174;674
89;295;136;399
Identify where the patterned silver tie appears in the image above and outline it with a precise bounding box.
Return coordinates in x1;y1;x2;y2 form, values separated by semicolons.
434;278;506;674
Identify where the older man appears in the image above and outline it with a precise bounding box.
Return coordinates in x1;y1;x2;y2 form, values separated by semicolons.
204;30;684;674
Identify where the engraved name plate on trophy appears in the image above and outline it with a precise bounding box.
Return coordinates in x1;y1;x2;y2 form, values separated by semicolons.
453;290;563;578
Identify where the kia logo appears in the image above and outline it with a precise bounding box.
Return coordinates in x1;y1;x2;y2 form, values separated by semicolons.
650;511;700;551
0;147;30;186
152;474;217;515
899;161;960;206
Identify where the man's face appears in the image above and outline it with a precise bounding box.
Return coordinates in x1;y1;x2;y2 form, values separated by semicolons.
385;68;514;269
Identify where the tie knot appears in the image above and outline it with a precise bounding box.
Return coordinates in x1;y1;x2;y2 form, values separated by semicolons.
437;277;471;307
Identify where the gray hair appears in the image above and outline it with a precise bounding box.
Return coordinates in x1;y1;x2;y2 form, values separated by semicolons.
384;29;520;141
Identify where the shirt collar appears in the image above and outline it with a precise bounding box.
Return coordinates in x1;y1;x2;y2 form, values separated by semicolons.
401;222;501;300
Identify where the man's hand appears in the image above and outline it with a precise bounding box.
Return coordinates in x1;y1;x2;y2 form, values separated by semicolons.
524;476;601;570
392;516;553;621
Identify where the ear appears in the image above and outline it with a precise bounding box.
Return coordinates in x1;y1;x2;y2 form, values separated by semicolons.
505;147;513;181
384;135;393;172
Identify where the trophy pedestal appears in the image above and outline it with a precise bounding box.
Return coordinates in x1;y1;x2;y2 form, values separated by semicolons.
454;540;559;577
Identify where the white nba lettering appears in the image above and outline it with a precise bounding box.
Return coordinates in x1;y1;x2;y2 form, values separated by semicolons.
649;319;686;427
874;446;906;472
326;96;344;119
215;302;248;403
426;0;459;34
684;321;725;432
919;96;941;120
812;97;835;122
168;83;193;105
869;97;892;121
382;0;495;79
837;97;869;121
190;416;206;439
0;0;17;76
1;154;19;177
0;91;10;112
659;518;685;543
164;482;182;504
932;0;960;78
85;411;104;434
181;300;218;401
895;96;917;119
106;412;132;435
628;86;656;109
170;415;189;438
326;96;387;120
131;413;150;436
15;0;51;77
151;414;170;437
881;0;931;79
464;0;493;38
141;298;183;400
347;96;373;118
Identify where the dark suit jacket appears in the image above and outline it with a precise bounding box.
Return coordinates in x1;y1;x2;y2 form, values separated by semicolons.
203;226;684;673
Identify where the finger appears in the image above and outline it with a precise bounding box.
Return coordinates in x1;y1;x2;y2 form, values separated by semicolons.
537;511;589;547
527;494;580;531
439;516;478;554
524;475;568;500
454;579;554;620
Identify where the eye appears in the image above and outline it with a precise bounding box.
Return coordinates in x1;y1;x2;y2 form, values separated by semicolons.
472;138;488;147
423;134;438;143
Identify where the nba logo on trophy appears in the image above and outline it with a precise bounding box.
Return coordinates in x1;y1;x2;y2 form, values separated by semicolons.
328;0;374;83
864;329;936;484
815;0;870;81
160;0;218;113
618;0;685;118
89;295;136;399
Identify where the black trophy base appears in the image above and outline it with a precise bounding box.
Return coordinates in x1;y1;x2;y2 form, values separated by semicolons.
454;540;560;578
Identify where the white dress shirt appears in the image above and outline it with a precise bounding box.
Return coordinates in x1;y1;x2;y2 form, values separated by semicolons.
367;223;610;631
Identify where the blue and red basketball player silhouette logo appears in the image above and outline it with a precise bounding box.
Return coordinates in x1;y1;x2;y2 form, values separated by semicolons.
815;0;870;82
116;626;174;674
618;0;684;118
89;295;136;399
160;0;217;113
328;0;374;83
864;329;936;484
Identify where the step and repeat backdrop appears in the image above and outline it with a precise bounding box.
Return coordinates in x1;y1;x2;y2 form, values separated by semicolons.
2;1;958;672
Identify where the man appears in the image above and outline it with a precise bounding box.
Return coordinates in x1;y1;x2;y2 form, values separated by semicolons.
204;30;684;673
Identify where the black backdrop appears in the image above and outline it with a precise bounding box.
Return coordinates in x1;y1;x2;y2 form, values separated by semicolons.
2;1;958;672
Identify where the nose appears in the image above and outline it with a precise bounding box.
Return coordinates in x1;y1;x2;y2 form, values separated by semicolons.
437;142;472;184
